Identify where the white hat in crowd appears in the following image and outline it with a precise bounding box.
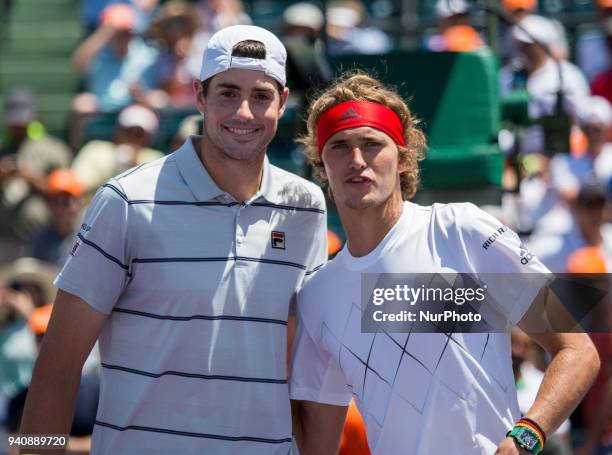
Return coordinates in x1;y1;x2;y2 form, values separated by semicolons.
200;25;287;87
435;0;469;18
512;14;560;47
283;2;324;31
117;104;159;135
577;96;612;126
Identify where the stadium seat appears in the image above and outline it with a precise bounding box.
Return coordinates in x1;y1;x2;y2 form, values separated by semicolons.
0;0;81;139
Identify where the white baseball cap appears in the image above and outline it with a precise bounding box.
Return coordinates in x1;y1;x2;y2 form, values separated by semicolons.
435;0;469;18
199;25;287;86
283;3;324;31
512;15;559;47
577;96;612;126
117;104;159;134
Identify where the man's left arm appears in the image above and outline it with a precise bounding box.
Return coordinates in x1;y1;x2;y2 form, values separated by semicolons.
495;332;600;454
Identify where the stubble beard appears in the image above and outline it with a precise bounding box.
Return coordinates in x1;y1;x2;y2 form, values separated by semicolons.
202;124;267;165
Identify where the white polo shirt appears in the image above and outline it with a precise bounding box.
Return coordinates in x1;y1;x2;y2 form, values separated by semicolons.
290;201;549;454
56;137;327;454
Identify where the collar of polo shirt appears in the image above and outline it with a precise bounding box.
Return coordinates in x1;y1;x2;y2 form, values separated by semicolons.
175;136;284;204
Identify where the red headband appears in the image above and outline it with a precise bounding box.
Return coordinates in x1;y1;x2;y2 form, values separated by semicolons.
316;100;406;158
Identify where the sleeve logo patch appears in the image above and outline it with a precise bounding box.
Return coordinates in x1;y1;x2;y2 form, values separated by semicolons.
271;231;285;250
519;243;535;265
482;226;509;250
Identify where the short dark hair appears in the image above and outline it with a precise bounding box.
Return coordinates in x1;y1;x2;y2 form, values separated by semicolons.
200;39;283;96
231;39;266;59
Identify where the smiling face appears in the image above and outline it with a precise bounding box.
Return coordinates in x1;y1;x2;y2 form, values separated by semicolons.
321;126;404;210
194;68;288;163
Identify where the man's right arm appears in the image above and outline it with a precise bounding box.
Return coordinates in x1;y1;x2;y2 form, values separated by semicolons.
19;290;108;453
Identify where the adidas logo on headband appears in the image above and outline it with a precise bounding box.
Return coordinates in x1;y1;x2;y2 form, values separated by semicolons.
339;107;362;122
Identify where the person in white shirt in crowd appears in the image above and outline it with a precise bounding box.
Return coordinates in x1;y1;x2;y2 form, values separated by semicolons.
511;14;589;122
289;73;599;455
500;9;569;96
528;182;612;273
506;15;590;235
550;96;612;203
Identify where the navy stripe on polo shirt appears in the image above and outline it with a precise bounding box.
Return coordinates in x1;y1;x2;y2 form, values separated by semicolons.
55;137;328;455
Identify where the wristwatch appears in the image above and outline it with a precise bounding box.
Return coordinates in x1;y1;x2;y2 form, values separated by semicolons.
506;420;545;455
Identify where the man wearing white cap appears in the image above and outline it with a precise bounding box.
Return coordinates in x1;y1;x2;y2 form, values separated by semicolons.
20;25;327;454
511;15;589;120
71;104;164;197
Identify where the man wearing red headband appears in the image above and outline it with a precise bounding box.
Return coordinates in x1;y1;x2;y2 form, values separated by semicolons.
289;74;600;454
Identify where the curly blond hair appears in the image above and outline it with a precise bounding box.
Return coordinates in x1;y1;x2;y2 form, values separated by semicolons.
299;73;427;200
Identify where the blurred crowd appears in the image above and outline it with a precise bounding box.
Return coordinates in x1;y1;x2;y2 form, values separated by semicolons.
1;0;612;453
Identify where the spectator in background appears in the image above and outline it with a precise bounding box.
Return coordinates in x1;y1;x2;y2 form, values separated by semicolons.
72;3;158;115
197;0;252;33
0;258;57;435
81;0;161;36
577;0;612;84
511;14;589;121
29;169;86;267
282;2;332;104
326;0;391;56
516;154;563;233
499;0;537;93
81;0;115;36
147;1;206;108
425;0;484;52
72;104;163;196
0;88;71;263
511;330;572;455
528;182;612;272
501;0;568;60
591;23;612;139
550;96;612;203
0;259;100;447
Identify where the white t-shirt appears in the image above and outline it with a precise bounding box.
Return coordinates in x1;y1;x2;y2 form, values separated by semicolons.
526;58;590;119
290;201;550;454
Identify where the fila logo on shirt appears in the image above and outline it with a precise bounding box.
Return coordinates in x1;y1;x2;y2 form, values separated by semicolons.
271;231;285;250
519;243;535;265
339;107;361;122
